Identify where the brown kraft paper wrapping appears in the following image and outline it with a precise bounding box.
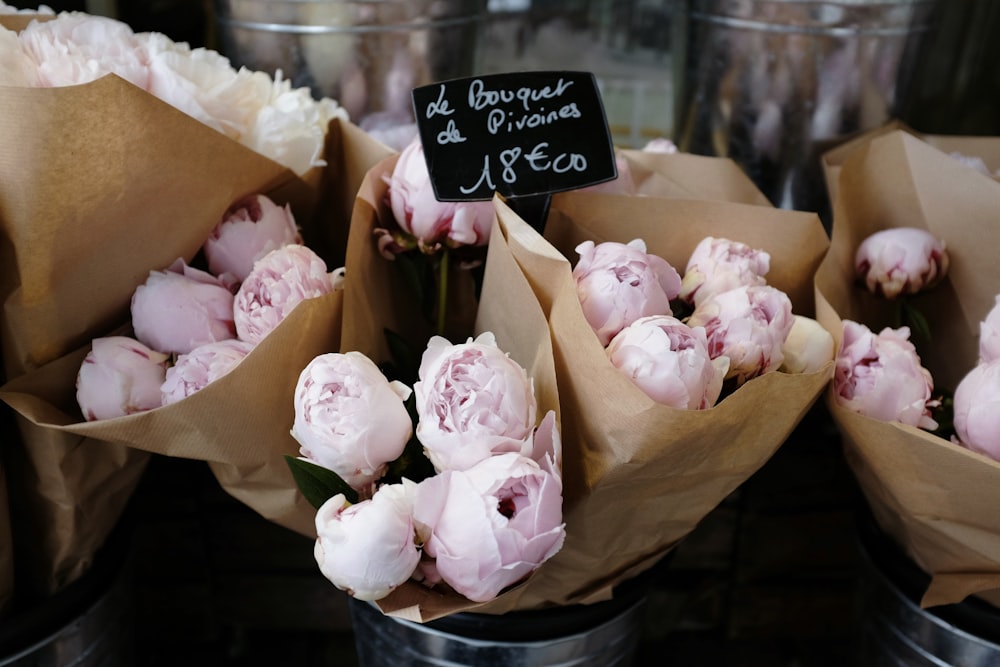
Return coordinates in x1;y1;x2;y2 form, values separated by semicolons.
618;148;774;206
0;63;386;595
815;128;1000;609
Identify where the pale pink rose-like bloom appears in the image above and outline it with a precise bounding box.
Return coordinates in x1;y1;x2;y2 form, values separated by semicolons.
855;227;949;299
414;333;537;472
642;137;679;153
19;12;149;89
574;239;682;347
387;137;494;252
244;74;348;176
203;194;302;284
606;315;727;409
413;452;565;603
314;481;421;601
234;244;335;344
292;352;413;492
779;315;836;374
142;33;272;142
679;236;770;307
0;26;33;87
687;284;794;386
160;338;255;406
953;359;1000;461
979;295;1000;364
76;336;169;421
833;320;938;430
131;258;236;355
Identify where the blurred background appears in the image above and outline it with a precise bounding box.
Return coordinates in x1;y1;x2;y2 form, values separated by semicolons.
2;1;999;665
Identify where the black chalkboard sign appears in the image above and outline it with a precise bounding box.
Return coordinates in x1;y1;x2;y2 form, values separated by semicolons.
411;71;617;202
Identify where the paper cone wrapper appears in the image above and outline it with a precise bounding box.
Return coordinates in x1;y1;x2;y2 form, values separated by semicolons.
509;192;831;605
337;165;562;621
815;128;1000;608
0;65;389;593
619;148;773;205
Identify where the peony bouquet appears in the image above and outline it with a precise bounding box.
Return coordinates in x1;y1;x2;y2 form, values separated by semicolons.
0;29;391;595
288;333;565;605
336;171;832;625
815;126;1000;607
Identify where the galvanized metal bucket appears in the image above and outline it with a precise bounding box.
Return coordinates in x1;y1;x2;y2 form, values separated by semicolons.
856;510;1000;666
673;0;939;217
211;0;487;131
0;521;134;667
349;597;647;667
348;556;669;667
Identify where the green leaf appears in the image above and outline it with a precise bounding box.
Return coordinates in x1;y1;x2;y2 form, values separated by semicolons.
284;456;359;508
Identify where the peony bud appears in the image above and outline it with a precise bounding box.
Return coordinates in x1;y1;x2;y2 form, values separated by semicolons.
953;359;1000;461
414;333;537;472
573;239;682;347
854;227;949;299
413;453;565;603
76;336;169;421
780;315;836;374
833;320;938;430
606;315;727;409
292;352;413;492
234;244;336;344
131;258;236;355
979;295;1000;364
314;481;421;601
160;338;255;406
678;236;770;308
204;194;302;284
687;285;794;385
387;137;494;252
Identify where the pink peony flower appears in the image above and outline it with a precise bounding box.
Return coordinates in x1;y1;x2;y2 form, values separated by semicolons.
413;452;565;603
573;239;682;347
76;336;169;421
833;320;938;430
953;359;1000;461
233;244;335;344
141;33;271;142
687;285;794;385
292;352;413;492
606;315;727;409
314;481;421;601
643;137;679;153
386;137;494;252
854;227;949;299
678;236;770;307
18;12;149;89
779;315;836;374
160;338;255;406
0;26;33;87
414;333;537;472
131;258;236;355
979;295;1000;364
203;194;302;284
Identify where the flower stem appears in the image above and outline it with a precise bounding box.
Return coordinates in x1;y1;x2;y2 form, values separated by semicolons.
436;249;450;336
